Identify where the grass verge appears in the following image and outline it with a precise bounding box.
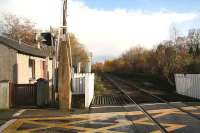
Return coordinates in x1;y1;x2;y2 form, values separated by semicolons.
94;76;106;95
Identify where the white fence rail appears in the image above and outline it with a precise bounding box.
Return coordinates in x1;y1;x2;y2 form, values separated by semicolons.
175;74;200;99
72;73;95;108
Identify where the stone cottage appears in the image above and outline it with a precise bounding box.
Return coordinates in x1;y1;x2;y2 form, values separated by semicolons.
0;36;52;84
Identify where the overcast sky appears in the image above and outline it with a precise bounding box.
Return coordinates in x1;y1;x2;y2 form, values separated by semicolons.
0;0;200;58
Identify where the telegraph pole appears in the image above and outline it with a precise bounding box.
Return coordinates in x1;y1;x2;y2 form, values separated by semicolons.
63;0;67;34
58;0;72;111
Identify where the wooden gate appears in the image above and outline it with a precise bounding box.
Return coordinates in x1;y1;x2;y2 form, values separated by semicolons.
13;84;37;106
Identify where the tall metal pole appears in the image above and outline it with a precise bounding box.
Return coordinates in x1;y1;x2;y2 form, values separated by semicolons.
58;0;72;111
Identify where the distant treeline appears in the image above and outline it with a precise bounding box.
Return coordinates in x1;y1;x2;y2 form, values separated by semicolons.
93;31;200;86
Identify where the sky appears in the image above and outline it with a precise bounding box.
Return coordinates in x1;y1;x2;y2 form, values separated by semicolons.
0;0;200;61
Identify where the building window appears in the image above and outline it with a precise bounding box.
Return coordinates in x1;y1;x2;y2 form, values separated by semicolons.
29;59;35;79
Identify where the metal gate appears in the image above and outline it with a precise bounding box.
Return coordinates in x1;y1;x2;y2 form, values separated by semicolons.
13;84;37;106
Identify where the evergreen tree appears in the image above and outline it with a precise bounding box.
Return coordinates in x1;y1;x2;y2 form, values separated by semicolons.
189;46;194;55
196;44;200;56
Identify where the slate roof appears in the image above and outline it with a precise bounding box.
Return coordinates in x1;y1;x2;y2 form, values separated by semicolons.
0;36;49;58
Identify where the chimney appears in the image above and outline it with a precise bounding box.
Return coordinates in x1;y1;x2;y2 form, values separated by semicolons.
18;39;21;44
37;42;41;49
35;32;42;49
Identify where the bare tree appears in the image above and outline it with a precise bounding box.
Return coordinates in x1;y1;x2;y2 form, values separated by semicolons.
3;14;36;44
188;29;200;57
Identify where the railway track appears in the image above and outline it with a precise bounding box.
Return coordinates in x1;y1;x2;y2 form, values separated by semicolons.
90;74;200;133
110;75;200;121
105;76;168;133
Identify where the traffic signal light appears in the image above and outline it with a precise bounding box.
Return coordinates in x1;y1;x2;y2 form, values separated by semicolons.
41;32;52;46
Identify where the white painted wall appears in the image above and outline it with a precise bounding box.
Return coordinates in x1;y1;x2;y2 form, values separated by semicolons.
48;59;53;82
17;53;51;84
0;81;10;109
35;58;43;80
17;53;29;84
175;74;200;99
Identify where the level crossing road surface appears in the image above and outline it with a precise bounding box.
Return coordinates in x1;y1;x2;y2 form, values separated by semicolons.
1;102;200;133
2;75;200;133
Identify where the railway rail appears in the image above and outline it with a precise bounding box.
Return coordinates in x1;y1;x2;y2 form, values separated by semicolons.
109;75;200;121
90;75;200;133
105;76;168;133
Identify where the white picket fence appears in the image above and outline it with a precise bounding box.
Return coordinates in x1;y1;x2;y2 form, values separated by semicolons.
175;74;200;99
72;74;85;95
72;73;95;108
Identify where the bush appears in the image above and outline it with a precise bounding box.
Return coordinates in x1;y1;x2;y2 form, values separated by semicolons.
187;59;200;73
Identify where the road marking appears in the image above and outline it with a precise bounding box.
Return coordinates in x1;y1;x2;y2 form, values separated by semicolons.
12;109;26;117
0;119;17;132
2;107;190;133
0;109;26;132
